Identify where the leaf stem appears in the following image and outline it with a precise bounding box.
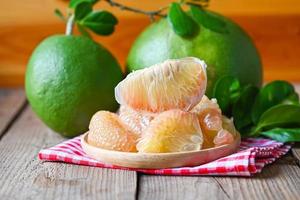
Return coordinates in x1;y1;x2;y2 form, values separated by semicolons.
104;0;167;21
65;14;75;35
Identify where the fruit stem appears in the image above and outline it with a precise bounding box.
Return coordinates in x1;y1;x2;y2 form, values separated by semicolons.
104;0;167;21
65;14;75;36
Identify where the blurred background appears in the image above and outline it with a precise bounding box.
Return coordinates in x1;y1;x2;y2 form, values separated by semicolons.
0;0;300;87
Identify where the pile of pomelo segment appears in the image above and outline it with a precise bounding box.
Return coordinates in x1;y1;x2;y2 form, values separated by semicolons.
87;57;238;153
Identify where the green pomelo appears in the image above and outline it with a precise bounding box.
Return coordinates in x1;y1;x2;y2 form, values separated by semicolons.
26;35;123;137
127;11;262;96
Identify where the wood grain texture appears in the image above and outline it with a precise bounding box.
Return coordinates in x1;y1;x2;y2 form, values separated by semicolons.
0;106;137;200
295;84;300;96
0;89;26;136
0;88;299;199
1;0;300;26
291;84;300;164
138;175;230;200
291;144;300;165
138;162;300;200
0;8;300;86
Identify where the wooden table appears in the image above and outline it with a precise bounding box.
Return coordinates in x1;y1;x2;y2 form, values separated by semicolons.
1;0;300;87
0;88;300;200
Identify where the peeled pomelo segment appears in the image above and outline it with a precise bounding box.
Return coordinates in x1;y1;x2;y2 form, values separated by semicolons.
137;109;203;153
191;96;223;148
118;105;155;136
115;57;207;113
221;116;239;138
88;111;137;152
213;129;234;147
213;116;238;147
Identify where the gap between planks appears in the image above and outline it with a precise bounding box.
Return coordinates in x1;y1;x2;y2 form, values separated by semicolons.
291;85;300;166
0;105;138;200
0;89;27;139
1;88;300;199
137;160;300;200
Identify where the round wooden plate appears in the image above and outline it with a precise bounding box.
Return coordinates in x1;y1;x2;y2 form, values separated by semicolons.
81;132;241;169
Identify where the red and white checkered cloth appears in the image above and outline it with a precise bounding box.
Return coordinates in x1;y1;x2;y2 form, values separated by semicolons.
38;136;290;176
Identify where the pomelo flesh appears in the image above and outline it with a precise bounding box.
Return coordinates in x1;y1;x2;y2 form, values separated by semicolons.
191;95;223;148
115;57;207;113
118;105;155;136
88;111;137;152
137;109;203;153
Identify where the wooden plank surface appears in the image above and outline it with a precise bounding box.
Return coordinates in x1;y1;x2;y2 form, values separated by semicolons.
1;15;300;87
2;0;300;26
214;162;300;200
291;85;300;164
138;175;230;200
0;105;137;200
1;0;300;86
0;89;26;137
1;88;300;199
138;159;300;200
291;143;300;165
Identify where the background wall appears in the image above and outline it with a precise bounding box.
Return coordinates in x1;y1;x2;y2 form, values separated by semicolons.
0;0;300;87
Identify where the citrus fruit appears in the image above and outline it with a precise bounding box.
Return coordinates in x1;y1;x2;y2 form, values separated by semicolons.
115;57;207;113
137;109;203;153
118;105;155;136
221;116;239;138
25;35;123;137
191;95;222;148
127;11;262;96
213;129;234;147
213;116;238;147
88;111;137;152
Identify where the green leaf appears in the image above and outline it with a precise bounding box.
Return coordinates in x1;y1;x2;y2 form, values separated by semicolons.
190;5;228;33
254;104;300;134
251;80;299;124
77;24;91;38
282;92;300;104
168;2;198;37
69;0;98;8
261;128;300;142
82;10;118;25
212;76;241;116
232;85;259;130
54;9;65;21
80;11;118;36
74;2;93;20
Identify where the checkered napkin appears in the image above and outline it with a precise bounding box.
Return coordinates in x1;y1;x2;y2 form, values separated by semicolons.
38;137;290;176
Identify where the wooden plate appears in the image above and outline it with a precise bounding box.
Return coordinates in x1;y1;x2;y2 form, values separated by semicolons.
81;132;241;169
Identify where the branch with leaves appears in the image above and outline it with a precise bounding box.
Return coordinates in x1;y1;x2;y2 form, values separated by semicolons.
102;0;210;20
55;0;118;37
104;0;167;21
53;0;230;43
55;0;215;37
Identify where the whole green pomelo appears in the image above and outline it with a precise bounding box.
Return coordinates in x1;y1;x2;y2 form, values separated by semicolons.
127;11;262;96
26;35;123;137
